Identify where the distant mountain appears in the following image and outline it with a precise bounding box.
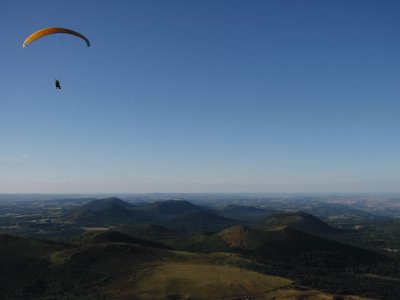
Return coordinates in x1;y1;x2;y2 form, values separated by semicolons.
161;211;240;233
299;202;379;220
79;197;136;211
76;230;171;249
218;204;278;223
221;204;272;213
257;211;338;235
64;198;235;230
139;200;211;218
63;197;153;226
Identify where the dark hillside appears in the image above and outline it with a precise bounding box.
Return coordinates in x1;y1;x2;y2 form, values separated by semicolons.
116;224;182;241
0;234;66;299
0;233;61;259
63;197;153;226
218;204;278;223
176;225;386;267
139;199;211;218
0;232;171;299
161;211;240;233
76;230;171;249
78;197;136;211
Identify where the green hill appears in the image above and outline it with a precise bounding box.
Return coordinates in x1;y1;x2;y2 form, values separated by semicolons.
178;224;386;267
258;211;338;235
161;210;240;233
218;204;278;223
139;199;211;218
170;224;399;298
63;197;153;226
78;197;136;211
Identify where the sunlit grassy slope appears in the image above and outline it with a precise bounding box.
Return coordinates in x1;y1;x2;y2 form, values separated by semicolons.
98;250;368;300
103;259;367;300
112;262;289;300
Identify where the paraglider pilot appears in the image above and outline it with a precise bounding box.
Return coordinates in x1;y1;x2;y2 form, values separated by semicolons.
55;79;61;89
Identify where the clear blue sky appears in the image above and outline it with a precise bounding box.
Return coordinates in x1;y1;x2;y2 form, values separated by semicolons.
1;0;400;193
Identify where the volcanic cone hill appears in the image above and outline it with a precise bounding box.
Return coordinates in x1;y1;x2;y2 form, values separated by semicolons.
161;210;240;233
169;223;400;298
139;199;213;218
116;224;182;241
257;211;338;235
63;197;153;226
176;224;389;268
218;204;278;223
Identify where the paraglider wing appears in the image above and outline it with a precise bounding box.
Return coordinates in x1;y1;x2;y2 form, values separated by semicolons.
23;27;90;48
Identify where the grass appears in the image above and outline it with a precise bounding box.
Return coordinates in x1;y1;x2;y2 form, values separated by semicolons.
107;261;292;300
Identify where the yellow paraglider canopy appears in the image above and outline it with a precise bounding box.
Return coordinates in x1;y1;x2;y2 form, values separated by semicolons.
23;27;90;48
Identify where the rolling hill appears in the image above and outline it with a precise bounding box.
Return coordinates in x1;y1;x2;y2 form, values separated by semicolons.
63;197;153;226
75;197;136;211
175;224;386;267
218;204;278;223
171;224;399;298
138;199;212;218
161;210;240;233
257;211;338;235
75;230;172;249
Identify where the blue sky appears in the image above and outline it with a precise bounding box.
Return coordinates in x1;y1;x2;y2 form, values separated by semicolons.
1;0;400;193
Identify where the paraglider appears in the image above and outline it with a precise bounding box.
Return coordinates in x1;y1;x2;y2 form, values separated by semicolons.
23;27;90;48
23;27;90;88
